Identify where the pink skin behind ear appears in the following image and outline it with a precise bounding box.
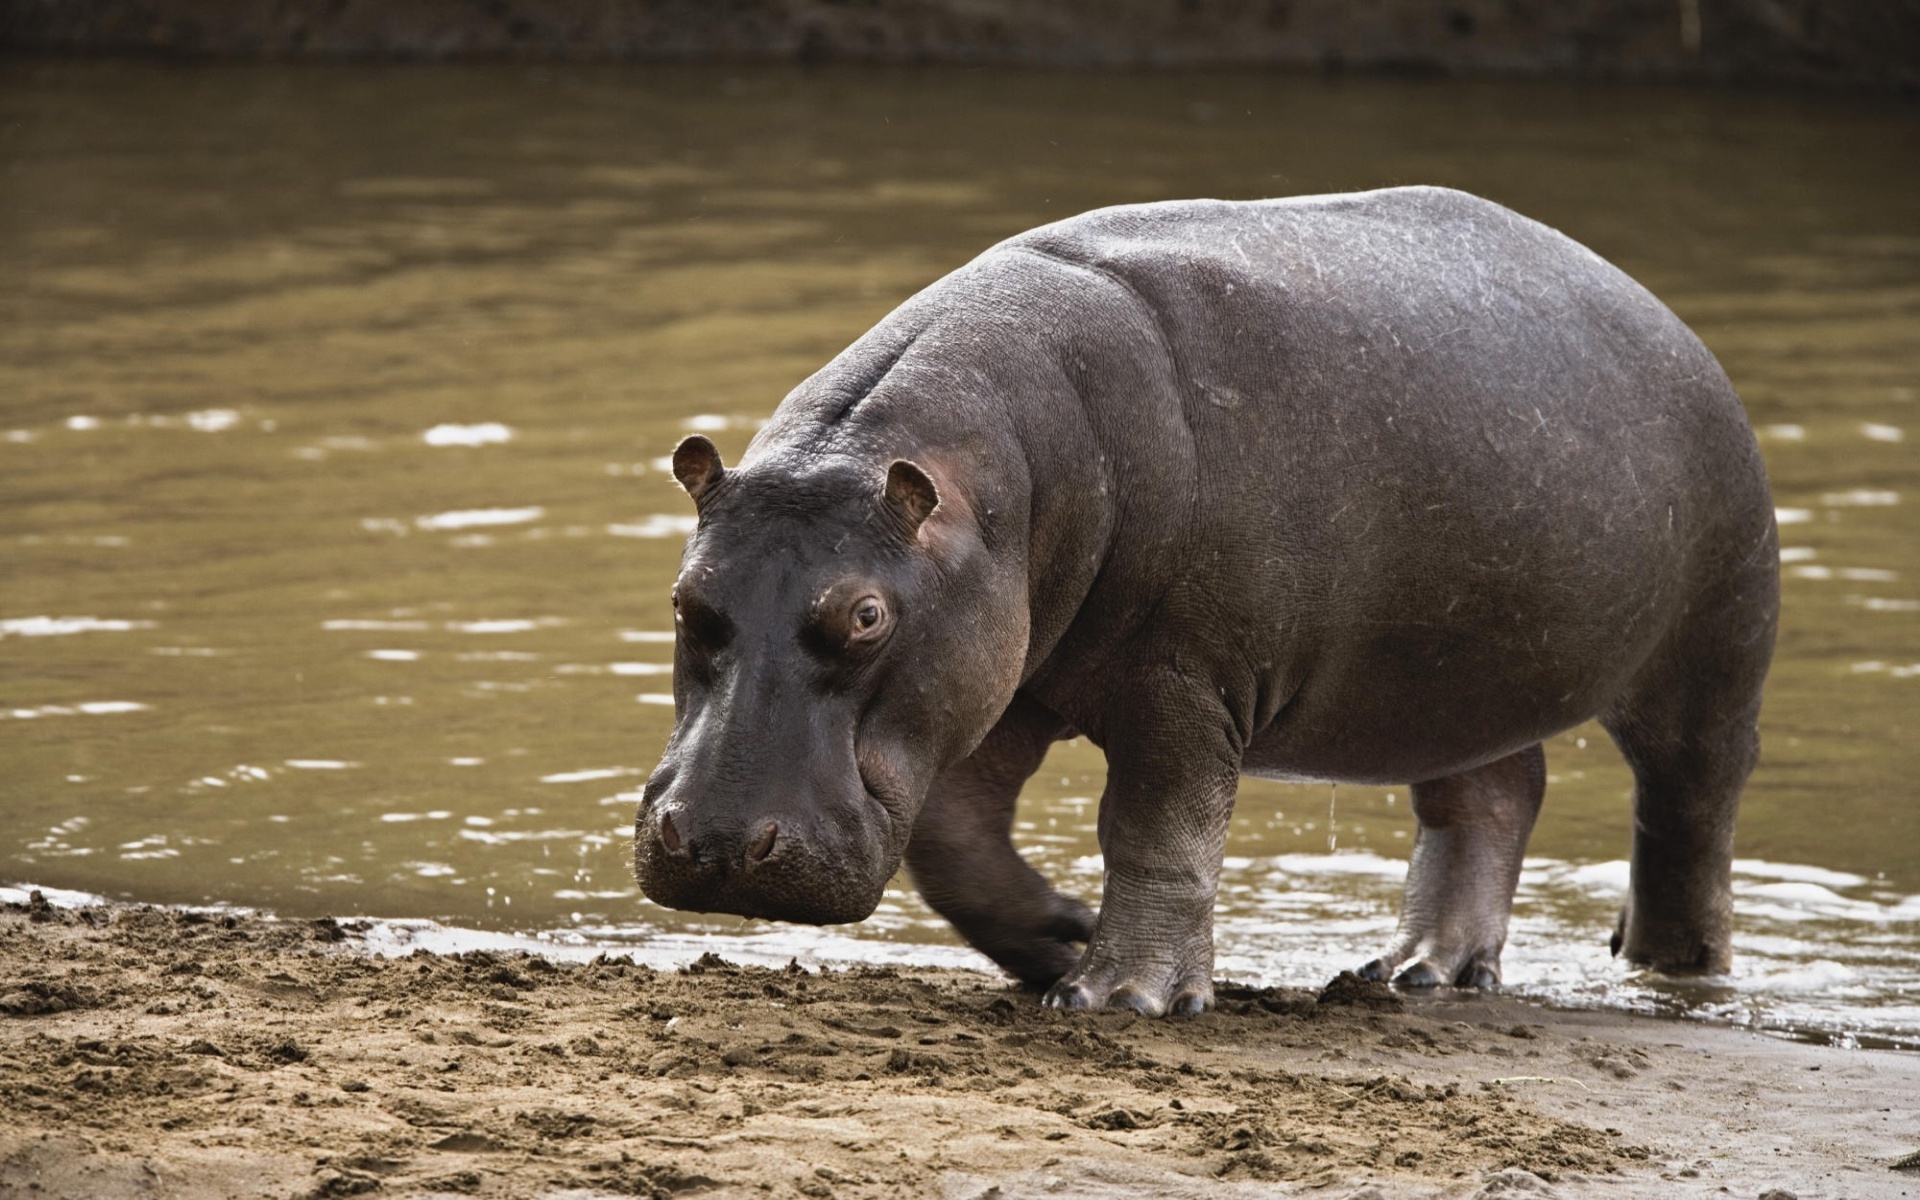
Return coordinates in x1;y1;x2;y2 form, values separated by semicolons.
884;459;940;537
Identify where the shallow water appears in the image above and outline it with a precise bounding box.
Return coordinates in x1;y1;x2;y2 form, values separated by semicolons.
3;63;1916;1047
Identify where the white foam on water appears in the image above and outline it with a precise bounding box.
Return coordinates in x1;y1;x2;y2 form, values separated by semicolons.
5;701;151;720
422;422;514;447
415;506;544;531
445;619;548;634
0;884;111;907
459;826;589;846
347;914;988;973
185;408;241;432
1822;489;1898;506
117;835;180;860
1258;851;1409;880
1734;859;1868;888
1741;958;1865;994
1854;597;1920;612
1;616;155;638
540;767;642;784
320;622;430;633
1555;860;1632;893
607;515;698;539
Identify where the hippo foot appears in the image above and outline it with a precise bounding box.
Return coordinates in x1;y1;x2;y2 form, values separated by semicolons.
1358;951;1500;990
1358;901;1511;990
1042;943;1214;1017
1610;900;1730;975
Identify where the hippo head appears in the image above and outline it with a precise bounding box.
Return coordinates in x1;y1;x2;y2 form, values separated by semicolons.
634;434;1027;925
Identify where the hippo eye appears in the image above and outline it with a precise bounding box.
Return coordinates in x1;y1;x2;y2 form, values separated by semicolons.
672;587;731;651
849;596;887;640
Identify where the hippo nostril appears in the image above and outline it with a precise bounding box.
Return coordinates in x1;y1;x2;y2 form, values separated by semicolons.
660;812;683;855
747;822;778;863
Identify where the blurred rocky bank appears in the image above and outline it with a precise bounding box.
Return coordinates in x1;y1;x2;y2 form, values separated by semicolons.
4;0;1916;91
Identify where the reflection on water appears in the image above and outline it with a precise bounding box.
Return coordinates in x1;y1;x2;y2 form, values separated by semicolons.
2;62;1916;1047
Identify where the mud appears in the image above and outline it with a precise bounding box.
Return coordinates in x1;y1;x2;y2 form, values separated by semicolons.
2;896;1917;1199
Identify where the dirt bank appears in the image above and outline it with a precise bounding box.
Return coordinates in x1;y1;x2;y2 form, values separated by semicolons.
4;0;1917;91
2;894;1916;1199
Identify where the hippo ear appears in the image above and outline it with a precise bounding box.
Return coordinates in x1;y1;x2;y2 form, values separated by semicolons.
883;459;940;538
671;435;726;505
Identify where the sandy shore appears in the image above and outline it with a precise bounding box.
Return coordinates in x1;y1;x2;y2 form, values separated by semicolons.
2;893;1916;1199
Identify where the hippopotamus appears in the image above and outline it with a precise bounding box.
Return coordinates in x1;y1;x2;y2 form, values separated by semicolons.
633;185;1778;1017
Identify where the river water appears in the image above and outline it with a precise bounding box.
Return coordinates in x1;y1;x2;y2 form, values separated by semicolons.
4;62;1916;1047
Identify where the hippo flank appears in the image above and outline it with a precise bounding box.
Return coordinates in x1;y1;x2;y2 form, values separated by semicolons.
634;186;1778;1017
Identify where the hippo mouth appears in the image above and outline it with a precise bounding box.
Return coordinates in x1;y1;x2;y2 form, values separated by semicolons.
643;857;888;927
633;761;902;928
853;744;913;850
635;820;891;926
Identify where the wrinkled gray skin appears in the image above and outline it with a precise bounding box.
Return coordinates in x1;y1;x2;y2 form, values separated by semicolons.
634;186;1778;1017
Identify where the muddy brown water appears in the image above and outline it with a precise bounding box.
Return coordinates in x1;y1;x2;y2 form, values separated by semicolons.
3;62;1916;1046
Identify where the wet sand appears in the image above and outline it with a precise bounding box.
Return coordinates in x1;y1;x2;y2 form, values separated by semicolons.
2;894;1916;1199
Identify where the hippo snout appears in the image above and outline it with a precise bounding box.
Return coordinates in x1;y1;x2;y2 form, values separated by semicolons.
634;776;891;926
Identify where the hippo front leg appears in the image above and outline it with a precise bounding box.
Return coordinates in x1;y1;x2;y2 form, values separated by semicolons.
1045;681;1239;1018
905;694;1095;988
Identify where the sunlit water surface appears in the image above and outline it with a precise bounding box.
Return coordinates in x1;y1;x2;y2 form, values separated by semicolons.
3;63;1916;1048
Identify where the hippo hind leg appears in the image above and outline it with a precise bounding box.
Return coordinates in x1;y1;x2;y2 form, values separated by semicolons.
1601;710;1751;975
1360;744;1546;989
1601;526;1775;975
1601;649;1768;973
904;694;1095;988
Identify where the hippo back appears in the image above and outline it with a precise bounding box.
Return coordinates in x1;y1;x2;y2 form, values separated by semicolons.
755;187;1774;782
